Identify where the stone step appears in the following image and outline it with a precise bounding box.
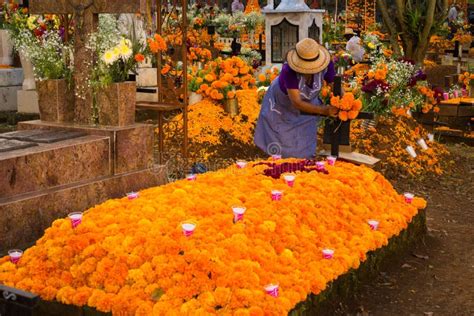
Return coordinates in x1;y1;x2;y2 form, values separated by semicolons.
0;135;112;199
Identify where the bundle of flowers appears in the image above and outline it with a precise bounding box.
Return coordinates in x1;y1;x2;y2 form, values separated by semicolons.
351;116;450;178
188;47;213;64
330;92;363;121
0;161;426;315
3;1;74;81
347;56;439;116
195;56;256;101
458;71;474;88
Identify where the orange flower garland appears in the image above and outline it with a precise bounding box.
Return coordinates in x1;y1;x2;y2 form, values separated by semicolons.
0;161;425;315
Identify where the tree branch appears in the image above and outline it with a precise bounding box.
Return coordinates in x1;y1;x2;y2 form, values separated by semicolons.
420;0;436;45
376;0;401;55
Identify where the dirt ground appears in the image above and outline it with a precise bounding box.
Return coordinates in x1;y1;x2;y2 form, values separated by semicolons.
338;144;474;316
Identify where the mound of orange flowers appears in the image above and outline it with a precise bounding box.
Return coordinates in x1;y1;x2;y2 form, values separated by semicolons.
351;116;450;178
0;161;425;315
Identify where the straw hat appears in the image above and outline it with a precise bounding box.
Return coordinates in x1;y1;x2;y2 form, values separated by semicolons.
287;38;331;74
344;27;355;35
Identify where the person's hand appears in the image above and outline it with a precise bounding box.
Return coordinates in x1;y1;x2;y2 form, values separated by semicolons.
326;106;338;117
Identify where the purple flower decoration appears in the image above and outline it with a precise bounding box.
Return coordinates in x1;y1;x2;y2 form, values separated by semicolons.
408;70;427;87
362;79;391;94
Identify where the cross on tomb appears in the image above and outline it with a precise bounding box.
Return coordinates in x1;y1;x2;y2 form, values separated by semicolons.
29;0;146;124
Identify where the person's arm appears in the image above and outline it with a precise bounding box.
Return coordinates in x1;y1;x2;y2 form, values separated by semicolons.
287;89;338;116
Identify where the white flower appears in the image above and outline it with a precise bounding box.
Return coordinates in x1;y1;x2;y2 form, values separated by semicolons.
102;50;118;65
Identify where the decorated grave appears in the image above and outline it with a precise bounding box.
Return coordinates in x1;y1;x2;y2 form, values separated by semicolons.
0;158;426;315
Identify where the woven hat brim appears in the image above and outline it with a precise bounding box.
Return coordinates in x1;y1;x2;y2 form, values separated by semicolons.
287;46;331;75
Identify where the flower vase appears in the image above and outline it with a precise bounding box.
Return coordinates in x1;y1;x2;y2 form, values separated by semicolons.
97;81;136;126
19;52;36;90
189;92;203;105
36;79;74;122
223;98;239;116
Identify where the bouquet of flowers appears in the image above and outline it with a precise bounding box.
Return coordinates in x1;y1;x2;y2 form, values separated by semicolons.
196;56;256;101
3;1;73;80
459;71;474;87
88;15;165;87
330;92;363;121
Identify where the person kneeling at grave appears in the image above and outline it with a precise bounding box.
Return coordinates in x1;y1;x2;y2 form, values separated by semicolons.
254;38;338;159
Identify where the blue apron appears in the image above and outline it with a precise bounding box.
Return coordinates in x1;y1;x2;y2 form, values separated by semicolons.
254;71;325;159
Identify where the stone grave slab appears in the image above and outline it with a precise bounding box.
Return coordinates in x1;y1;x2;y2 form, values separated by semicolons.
0;139;37;153
24;130;87;143
0;129;50;141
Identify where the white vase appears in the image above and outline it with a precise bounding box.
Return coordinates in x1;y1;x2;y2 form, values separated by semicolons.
189;92;203;105
19;52;36;90
0;30;13;66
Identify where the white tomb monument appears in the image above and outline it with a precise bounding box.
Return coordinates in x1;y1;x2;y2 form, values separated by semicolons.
263;0;325;66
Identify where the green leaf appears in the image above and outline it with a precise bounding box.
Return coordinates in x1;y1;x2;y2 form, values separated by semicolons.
151;288;165;301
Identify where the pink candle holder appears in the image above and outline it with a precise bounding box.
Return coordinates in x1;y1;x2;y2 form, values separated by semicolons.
327;156;337;166
271;154;282;161
443;92;449;100
232;206;246;222
404;192;414;204
127;192;139;200
271;190;283;201
181;221;197;237
8;249;23;264
264;284;279;297
236;160;247;169
406;146;417;158
417;139;428;151
453;90;459;98
68;212;83;229
427;133;434;142
368;220;379;231
186;174;197;181
316;161;326;171
462;88;467;97
322;249;334;259
283;174;296;187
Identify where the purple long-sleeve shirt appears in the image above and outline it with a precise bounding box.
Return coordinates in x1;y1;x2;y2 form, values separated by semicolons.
278;61;335;95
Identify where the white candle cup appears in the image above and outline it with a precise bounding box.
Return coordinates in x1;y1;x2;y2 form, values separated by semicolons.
236;160;247;169
271;190;283;201
186;174;197;181
316;161;326;170
264;284;279;297
443;92;449;100
427;133;435;142
68;212;83;229
8;249;23;264
322;249;335;259
406;109;412;117
453;90;459;98
368;220;380;231
327;156;337;166
181;222;196;237
232;206;247;222
283;174;296;187
417;139;429;151
127;192;139;200
406;146;417;158
271;154;282;161
404;193;414;204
